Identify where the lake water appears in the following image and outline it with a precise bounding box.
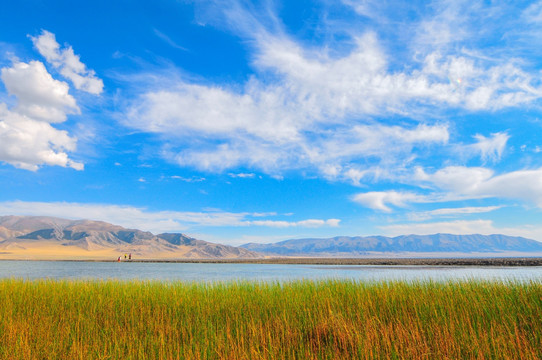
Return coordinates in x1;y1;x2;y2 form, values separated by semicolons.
0;261;542;282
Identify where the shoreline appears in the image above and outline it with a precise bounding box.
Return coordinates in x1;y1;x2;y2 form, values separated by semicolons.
2;257;542;266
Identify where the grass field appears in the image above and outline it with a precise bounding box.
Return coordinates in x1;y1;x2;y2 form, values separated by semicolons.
0;279;541;359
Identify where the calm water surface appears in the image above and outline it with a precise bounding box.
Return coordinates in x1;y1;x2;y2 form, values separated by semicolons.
0;261;542;282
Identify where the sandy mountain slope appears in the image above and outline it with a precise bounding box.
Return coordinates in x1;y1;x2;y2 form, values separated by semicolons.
0;216;261;260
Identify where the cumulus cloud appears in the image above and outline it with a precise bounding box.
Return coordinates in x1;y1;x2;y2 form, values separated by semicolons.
1;60;78;123
31;30;103;95
0;104;82;171
0;201;341;234
0;60;83;170
0;30;102;171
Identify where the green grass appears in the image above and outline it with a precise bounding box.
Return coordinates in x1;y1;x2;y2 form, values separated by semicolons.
0;279;541;359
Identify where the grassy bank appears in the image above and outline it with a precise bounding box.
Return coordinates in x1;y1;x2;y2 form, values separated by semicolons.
0;279;541;359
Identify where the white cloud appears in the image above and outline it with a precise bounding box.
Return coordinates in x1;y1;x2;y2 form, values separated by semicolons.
228;172;256;178
250;219;340;228
0;201;340;234
0;60;83;170
381;219;542;241
31;30;103;95
408;206;502;221
413;0;472;50
153;28;188;51
417;166;542;207
131;84;450;178
123;6;542;180
458;132;510;163
170;175;206;182
1;60;78;123
352;191;429;212
342;0;383;19
383;219;497;236
354;165;542;212
426;206;502;216
415;166;493;194
523;1;542;23
216;234;293;246
471;132;509;162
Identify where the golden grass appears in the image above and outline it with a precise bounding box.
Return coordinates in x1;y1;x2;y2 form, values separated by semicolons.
0;279;540;359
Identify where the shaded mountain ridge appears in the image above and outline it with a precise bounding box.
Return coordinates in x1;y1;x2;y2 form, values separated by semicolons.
0;215;260;259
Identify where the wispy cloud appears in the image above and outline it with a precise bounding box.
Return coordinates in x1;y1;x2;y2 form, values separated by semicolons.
455;132;510;163
353;165;542;212
121;1;542;185
352;191;430;212
416;166;542;207
170;175;206;182
250;219;340;228
523;1;542;23
473;133;509;163
153;28;188;51
407;206;503;221
381;219;542;241
228;172;256;178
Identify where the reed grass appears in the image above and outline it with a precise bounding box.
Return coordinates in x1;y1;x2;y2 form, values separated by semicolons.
0;279;540;359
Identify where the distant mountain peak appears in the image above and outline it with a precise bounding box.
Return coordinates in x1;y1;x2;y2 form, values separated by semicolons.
241;234;542;257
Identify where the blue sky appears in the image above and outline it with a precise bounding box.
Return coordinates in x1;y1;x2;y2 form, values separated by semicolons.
1;0;542;245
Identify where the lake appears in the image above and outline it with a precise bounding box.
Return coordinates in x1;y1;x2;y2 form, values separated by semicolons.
1;260;542;282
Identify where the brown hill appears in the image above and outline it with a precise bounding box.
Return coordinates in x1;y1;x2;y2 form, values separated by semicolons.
0;216;261;260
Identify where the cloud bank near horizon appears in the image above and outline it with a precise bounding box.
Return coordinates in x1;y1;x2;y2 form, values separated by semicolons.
0;201;340;236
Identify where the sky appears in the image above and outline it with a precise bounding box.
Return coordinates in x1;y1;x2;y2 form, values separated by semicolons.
1;0;542;245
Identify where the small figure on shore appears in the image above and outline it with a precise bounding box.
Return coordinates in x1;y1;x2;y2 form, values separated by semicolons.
124;254;127;260
117;256;121;262
129;253;132;260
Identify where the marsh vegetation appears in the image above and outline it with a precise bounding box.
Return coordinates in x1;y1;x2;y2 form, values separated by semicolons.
0;279;541;359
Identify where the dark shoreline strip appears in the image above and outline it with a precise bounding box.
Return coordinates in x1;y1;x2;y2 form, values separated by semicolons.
6;257;542;266
128;257;542;266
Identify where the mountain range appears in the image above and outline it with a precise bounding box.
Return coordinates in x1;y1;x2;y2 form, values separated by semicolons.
0;216;260;260
2;215;542;260
240;234;542;257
